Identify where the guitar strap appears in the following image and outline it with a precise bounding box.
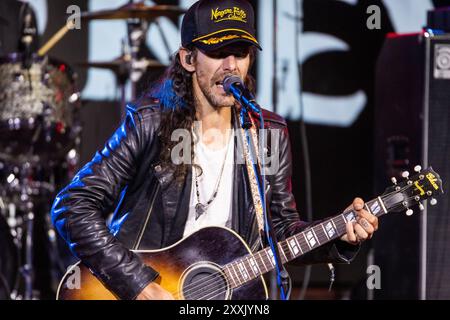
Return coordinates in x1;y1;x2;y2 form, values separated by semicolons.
234;109;266;243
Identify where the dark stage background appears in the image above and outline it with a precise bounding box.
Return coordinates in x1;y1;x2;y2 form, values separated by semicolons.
1;0;449;300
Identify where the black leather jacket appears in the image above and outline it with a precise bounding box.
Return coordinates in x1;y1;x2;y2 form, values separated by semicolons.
51;103;358;300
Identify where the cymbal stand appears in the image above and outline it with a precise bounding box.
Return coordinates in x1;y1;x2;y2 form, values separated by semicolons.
10;163;37;300
9;162;56;300
117;38;132;119
22;207;34;300
127;16;149;102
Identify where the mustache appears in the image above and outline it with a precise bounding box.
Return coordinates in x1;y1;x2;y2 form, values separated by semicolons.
211;73;242;85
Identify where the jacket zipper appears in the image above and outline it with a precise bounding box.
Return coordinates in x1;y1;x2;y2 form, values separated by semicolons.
132;183;160;250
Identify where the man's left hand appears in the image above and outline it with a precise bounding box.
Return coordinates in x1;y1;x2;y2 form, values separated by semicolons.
340;198;379;245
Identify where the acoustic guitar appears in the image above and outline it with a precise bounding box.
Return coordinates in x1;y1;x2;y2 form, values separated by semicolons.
57;166;443;300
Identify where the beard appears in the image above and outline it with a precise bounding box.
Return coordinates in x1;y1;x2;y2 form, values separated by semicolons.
195;71;238;109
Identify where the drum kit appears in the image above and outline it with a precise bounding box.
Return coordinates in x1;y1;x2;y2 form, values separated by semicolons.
0;2;185;300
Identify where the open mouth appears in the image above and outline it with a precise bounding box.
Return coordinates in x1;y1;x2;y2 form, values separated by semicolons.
215;81;226;93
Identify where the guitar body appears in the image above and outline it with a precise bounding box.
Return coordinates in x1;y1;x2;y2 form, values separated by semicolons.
57;227;268;300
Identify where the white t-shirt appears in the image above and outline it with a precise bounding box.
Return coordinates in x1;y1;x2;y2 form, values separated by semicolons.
183;130;234;238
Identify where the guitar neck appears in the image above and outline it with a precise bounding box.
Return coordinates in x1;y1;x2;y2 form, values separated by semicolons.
222;197;388;289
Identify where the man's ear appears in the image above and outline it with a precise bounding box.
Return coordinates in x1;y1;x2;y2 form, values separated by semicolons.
179;48;195;72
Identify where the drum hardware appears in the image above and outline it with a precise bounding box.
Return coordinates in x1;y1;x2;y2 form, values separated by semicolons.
36;3;184;56
37;19;76;57
0;158;75;300
0;53;81;161
2;162;48;299
78;0;183;113
16;2;37;71
0;51;81;299
36;1;183;107
76;51;166;116
79;3;185;21
0;211;18;300
75;54;165;74
127;16;149;104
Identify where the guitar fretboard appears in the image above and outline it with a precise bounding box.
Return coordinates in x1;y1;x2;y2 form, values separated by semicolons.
222;197;387;289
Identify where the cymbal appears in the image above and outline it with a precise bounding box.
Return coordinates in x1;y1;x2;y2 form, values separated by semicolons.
81;3;185;21
76;56;166;73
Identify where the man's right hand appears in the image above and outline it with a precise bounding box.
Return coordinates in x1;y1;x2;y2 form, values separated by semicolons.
136;282;175;300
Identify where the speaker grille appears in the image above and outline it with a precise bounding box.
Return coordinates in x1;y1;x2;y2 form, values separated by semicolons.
426;37;450;299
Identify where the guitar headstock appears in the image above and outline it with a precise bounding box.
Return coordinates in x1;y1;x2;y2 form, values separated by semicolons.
381;166;444;215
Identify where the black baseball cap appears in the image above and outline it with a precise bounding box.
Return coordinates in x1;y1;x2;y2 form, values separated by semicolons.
181;0;262;52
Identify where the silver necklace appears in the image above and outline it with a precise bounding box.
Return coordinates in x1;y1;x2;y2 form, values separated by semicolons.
193;130;232;220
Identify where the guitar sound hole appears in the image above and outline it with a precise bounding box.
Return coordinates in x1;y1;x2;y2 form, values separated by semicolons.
182;265;230;300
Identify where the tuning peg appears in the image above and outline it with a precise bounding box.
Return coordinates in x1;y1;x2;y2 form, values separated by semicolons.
391;177;398;185
430;198;438;206
414;165;422;173
406;209;414;216
402;171;410;179
419;203;425;211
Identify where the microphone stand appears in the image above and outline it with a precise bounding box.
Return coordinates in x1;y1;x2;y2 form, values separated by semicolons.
238;105;292;300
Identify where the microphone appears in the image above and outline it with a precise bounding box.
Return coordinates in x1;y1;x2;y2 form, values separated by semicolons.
223;75;261;113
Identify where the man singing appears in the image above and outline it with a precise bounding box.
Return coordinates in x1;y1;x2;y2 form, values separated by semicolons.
51;0;378;300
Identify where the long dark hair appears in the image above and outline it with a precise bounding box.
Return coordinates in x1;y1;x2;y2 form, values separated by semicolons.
146;46;257;184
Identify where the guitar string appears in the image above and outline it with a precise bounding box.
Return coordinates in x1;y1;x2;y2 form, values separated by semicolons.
169;189;424;299
172;261;244;299
170;262;239;299
172;209;393;298
172;271;225;299
170;249;276;299
173;213;353;299
195;234;337;300
175;244;284;294
197;242;338;299
196;198;417;300
179;214;367;299
170;252;273;299
171;201;385;299
175;238;297;299
170;224;338;299
170;218;344;299
196;245;307;300
379;181;425;205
